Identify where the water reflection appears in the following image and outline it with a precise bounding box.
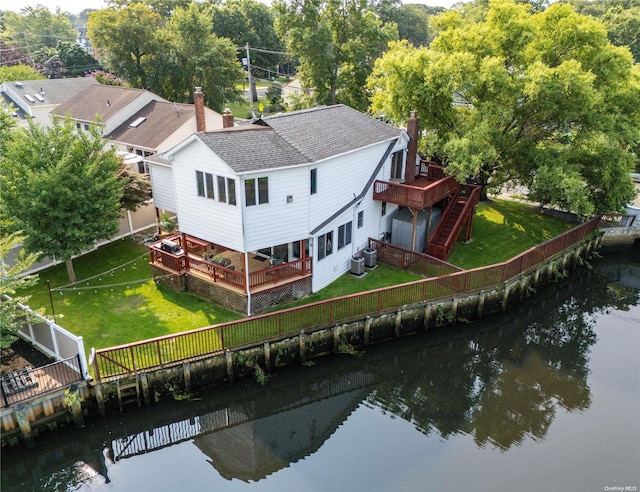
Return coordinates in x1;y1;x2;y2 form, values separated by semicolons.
2;249;638;490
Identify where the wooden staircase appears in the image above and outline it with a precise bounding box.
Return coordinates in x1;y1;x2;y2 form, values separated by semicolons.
427;185;481;260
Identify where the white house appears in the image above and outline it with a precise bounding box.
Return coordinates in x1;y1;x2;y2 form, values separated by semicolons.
0;77;95;127
147;104;409;313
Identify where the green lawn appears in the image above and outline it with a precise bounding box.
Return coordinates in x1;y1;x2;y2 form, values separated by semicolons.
19;198;575;351
24;238;242;351
447;199;575;270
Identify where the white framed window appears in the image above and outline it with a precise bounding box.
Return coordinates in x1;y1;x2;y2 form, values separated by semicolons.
338;222;352;250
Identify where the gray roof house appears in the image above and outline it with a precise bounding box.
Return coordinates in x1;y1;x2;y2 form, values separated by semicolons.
0;77;95;126
147;104;409;313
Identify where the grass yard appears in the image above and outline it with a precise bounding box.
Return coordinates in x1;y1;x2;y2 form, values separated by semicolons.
447;199;575;270
18;198;575;352
23;238;242;352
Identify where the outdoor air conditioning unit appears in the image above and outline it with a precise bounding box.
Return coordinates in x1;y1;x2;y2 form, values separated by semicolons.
363;248;377;268
351;256;365;276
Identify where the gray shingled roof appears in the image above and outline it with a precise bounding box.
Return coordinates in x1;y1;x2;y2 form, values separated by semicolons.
198;126;310;173
261;105;403;162
196;105;401;173
107;100;195;150
52;84;151;122
1;78;95;107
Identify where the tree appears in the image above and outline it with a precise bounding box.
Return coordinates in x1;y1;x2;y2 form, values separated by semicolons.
118;163;152;211
2;6;77;54
87;4;162;89
148;3;243;111
211;0;285;79
87;3;243;110
0;64;44;83
368;0;640;216
0;231;40;349
274;0;398;111
0;117;123;283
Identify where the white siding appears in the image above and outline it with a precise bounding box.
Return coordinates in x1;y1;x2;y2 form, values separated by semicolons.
171;141;244;250
149;164;176;212
308;139;405;292
242;166;310;250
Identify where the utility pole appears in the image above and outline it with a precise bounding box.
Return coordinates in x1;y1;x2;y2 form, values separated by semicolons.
246;43;254;113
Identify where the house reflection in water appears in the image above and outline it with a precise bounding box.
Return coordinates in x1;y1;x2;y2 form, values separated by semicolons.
194;389;368;482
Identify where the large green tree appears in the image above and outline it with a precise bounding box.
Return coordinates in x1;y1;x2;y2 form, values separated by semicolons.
148;3;243;111
1;6;77;54
87;3;242;111
274;0;398;111
1;117;123;283
368;0;639;216
211;0;285;79
87;4;162;89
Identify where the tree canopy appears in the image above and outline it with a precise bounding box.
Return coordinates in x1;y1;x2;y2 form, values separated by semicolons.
1;6;77;55
274;0;398;111
87;2;242;111
211;0;285;79
368;0;639;216
0;117;124;283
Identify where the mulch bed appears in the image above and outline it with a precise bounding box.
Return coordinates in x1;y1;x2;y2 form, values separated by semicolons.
1;338;53;375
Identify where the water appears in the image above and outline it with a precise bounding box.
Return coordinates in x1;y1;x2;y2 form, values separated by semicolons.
2;248;639;492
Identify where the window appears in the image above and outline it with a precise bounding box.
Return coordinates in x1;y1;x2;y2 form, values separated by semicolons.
381;202;387;216
196;171;205;197
217;176;226;203
227;178;236;205
357;211;364;229
196;171;215;199
391;151;403;179
318;232;333;260
245;177;269;206
245;180;256;206
205;173;215;200
338;222;352;250
310;168;317;195
258;177;268;204
76;122;81;130
84;123;90;131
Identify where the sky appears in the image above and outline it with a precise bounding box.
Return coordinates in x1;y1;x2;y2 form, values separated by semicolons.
6;0;459;14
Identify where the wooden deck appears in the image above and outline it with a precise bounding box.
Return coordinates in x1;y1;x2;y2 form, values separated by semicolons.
1;359;83;407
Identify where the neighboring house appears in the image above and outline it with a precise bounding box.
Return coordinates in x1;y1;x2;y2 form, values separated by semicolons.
147;104;410;313
52;85;227;173
281;78;308;107
0;77;95;127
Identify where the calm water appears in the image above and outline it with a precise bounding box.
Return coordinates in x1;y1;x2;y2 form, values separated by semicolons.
2;248;639;492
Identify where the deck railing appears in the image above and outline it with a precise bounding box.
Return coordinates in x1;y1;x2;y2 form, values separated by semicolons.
373;175;460;209
151;246;312;292
1;355;83;408
94;217;601;382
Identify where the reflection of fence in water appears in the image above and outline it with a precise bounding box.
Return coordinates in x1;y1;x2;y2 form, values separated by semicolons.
111;369;374;461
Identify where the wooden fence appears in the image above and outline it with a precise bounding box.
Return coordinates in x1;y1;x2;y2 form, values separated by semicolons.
93;217;601;382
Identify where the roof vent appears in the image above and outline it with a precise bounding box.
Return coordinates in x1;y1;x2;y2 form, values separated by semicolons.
15;82;24;88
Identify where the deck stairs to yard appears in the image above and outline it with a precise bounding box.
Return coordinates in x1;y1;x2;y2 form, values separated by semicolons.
427;185;481;260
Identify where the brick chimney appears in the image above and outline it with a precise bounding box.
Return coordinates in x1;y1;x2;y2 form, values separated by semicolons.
222;108;234;128
405;110;419;183
194;87;206;132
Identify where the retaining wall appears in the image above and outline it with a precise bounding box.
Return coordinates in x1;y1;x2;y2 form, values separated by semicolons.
1;233;602;446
